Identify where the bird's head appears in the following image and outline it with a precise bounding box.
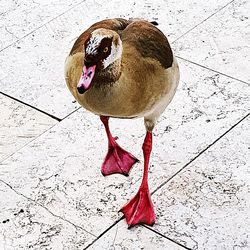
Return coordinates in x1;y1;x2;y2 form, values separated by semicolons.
77;28;122;94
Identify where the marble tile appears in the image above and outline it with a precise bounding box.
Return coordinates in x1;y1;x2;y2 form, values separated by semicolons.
83;0;232;43
0;19;81;119
151;115;250;250
0;94;57;162
87;220;185;250
174;0;250;84
0;0;82;50
0;0;232;118
132;0;232;43
0;181;95;250
0;60;249;237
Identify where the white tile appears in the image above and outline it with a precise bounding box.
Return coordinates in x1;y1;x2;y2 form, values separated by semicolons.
0;0;232;45
152;116;250;250
0;181;95;250
174;0;250;83
0;19;80;119
0;0;82;50
0;0;232;118
0;60;249;236
0;94;57;162
133;0;232;43
88;220;184;250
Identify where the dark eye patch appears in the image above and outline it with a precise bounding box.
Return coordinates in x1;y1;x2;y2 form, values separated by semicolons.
84;36;112;69
98;37;112;59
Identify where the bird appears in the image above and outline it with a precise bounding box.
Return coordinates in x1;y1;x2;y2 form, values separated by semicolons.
65;18;180;228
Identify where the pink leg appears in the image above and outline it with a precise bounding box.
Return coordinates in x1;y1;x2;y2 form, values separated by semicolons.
120;131;155;227
100;116;139;176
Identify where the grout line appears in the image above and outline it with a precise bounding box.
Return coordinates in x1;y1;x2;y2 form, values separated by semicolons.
152;112;250;195
1;105;248;249
1;111;248;248
172;0;235;43
143;225;192;250
0;0;245;246
61;106;81;121
176;56;250;86
0;0;234;53
0;179;97;238
0;92;80;164
84;217;124;249
80;112;250;248
0;93;81;164
0;91;62;121
0;0;86;53
0;118;59;164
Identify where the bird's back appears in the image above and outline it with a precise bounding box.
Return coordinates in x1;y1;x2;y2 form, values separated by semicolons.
121;21;173;69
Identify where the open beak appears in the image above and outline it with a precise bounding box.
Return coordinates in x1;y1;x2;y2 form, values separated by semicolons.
77;65;96;94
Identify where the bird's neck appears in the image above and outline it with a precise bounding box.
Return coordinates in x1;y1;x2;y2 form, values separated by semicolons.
93;59;122;88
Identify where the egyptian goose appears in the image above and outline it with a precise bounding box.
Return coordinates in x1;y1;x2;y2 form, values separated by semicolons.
65;18;179;227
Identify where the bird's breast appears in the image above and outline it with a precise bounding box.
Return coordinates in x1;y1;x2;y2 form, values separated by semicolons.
65;51;179;119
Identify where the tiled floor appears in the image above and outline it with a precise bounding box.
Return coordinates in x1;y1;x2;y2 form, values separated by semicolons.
0;0;249;249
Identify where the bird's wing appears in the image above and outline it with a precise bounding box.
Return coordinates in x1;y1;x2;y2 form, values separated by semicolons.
69;18;131;55
121;21;173;69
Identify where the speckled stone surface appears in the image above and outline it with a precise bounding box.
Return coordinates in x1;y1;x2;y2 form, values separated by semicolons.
0;59;249;238
0;93;57;162
0;0;82;50
87;220;184;250
1;0;250;249
151;115;250;250
174;0;250;84
0;0;232;119
0;181;95;250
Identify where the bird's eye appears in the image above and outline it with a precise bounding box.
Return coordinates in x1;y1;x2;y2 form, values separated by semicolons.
103;47;109;53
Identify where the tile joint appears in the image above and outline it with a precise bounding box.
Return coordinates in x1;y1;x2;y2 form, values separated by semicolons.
84;217;123;249
0;0;86;53
143;225;193;250
172;0;235;44
0;179;97;238
152;112;250;195
0;91;62;121
176;56;250;86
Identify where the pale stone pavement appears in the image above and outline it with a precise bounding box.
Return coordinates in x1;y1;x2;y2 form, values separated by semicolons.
0;0;249;249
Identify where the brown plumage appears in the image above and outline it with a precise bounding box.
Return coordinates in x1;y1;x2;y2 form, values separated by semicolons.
65;18;180;227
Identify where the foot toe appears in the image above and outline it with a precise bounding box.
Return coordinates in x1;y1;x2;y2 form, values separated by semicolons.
101;143;139;176
121;187;155;227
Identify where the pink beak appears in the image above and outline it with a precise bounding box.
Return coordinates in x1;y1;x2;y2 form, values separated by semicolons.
77;65;96;94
